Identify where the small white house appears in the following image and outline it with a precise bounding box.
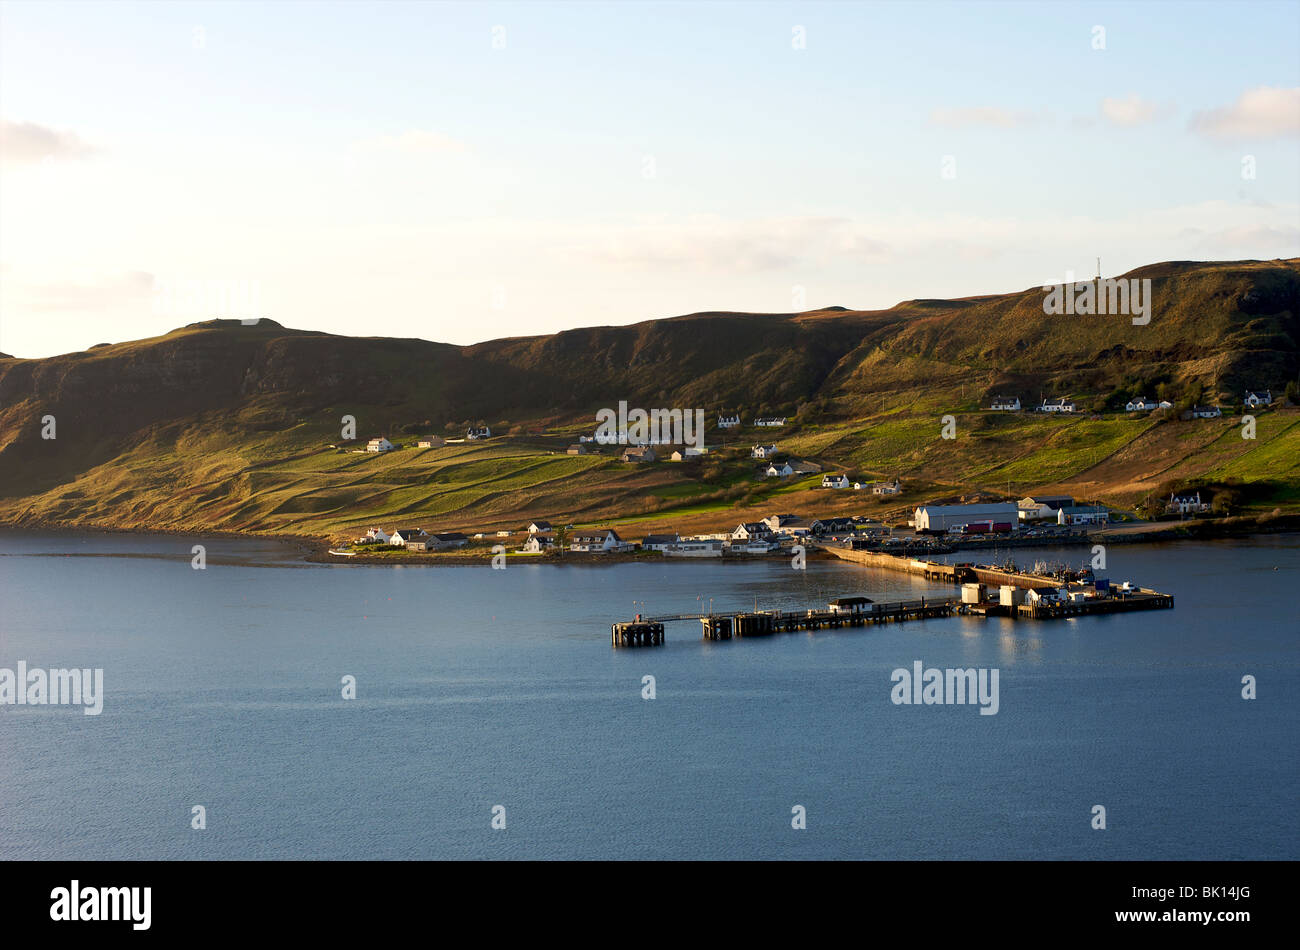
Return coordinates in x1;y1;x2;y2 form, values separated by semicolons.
363;527;390;544
366;437;395;453
764;461;794;478
569;529;627;553
521;534;553;553
1188;405;1222;419
389;528;428;547
467;425;492;440
822;473;850;489
1027;587;1069;605
1040;398;1077;413
416;436;445;448
1168;490;1210;514
718;415;741;429
640;533;680;552
873;478;902;495
762;514;799;533
1125;397;1157;412
754;417;787;427
989;397;1020;411
528;521;553;534
751;444;778;459
852;481;867;491
1244;390;1273;408
1057;505;1109;526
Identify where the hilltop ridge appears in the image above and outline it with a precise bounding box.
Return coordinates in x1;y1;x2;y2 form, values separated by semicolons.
0;258;1297;538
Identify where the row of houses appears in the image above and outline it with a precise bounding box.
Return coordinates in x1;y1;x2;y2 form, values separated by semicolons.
365;427;491;453
987;390;1275;414
986;397;1078;413
521;528;634;554
759;458;823;478
819;473;902;494
359;527;469;550
718;415;787;428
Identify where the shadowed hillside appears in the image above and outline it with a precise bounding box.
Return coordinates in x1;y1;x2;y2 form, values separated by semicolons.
0;258;1296;536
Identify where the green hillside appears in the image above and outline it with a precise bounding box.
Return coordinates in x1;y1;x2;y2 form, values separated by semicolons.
0;258;1296;540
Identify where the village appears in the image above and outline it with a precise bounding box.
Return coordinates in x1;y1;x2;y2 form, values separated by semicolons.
323;393;1277;561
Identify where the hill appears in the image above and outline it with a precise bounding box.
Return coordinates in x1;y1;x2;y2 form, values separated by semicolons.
0;258;1297;540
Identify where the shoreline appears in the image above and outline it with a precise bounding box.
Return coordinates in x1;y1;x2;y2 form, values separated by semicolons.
3;513;1298;566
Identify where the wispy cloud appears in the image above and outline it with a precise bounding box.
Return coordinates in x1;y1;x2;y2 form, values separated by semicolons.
1188;223;1300;250
15;271;154;312
1189;86;1300;140
929;107;1043;129
1099;94;1171;128
0;119;99;165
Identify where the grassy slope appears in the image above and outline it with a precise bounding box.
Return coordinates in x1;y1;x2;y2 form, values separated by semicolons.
4;406;1296;542
0;259;1297;540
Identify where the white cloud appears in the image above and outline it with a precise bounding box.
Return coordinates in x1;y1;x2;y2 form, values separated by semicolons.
1099;94;1170;128
1189;86;1300;140
929;107;1043;129
0;119;99;165
10;270;154;312
1191;223;1300;250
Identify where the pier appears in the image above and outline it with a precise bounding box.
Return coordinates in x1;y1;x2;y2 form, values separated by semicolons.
610;621;665;647
826;547;1068;589
613;597;959;646
610;549;1174;646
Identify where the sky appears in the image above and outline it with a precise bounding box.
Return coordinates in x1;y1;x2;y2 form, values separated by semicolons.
1;0;1297;358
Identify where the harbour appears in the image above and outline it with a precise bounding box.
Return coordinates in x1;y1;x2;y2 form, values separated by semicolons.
610;546;1174;645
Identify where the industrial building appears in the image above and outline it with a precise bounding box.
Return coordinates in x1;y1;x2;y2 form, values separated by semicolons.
913;502;1020;534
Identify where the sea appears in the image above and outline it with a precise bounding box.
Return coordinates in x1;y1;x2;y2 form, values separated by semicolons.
1;530;1296;860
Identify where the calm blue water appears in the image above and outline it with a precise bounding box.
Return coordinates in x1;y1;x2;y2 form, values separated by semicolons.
1;530;1296;860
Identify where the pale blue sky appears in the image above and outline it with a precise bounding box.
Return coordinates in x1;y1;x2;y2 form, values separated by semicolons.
1;0;1297;357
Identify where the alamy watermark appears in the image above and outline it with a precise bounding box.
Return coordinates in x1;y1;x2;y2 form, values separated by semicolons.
1;662;104;715
1042;273;1151;325
890;661;999;715
50;881;151;930
152;276;262;324
595;400;705;450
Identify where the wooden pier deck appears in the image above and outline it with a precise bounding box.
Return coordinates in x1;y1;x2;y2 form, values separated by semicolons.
613;598;958;646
